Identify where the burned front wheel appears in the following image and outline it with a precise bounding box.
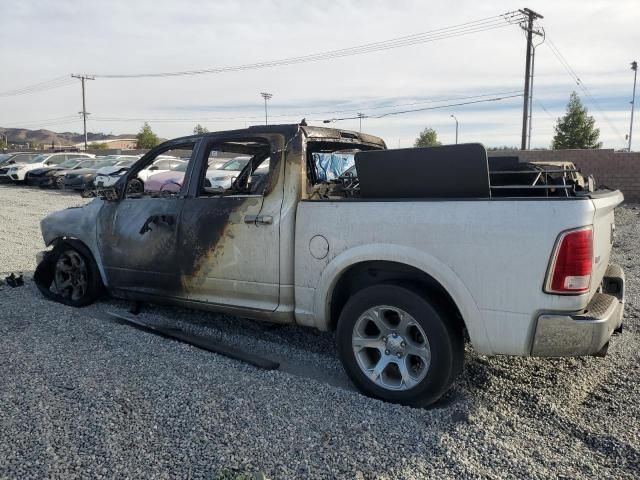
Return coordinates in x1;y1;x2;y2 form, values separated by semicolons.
337;284;463;407
34;243;103;307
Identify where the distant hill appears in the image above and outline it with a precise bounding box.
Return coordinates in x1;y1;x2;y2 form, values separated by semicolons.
0;127;136;147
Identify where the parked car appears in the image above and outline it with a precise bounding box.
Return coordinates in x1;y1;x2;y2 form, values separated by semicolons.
0;152;38;168
143;161;188;193
136;156;184;184
34;125;625;407
6;152;94;182
0;152;40;178
205;157;250;189
25;158;101;188
62;157;133;191
93;156;142;188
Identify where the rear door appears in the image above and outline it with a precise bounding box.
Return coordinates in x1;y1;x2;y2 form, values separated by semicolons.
175;134;285;311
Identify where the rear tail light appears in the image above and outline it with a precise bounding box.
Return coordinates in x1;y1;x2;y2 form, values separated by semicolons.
545;226;593;294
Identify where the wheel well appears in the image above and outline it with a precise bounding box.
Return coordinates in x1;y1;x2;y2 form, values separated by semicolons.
51;237;106;288
329;261;466;335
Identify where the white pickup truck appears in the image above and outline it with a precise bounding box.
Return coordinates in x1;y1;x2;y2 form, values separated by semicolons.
34;124;625;406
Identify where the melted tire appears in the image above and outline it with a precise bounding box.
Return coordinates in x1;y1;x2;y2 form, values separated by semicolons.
337;283;463;407
34;242;103;307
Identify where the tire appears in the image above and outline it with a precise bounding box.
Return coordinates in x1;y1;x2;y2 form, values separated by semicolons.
34;242;103;307
337;283;463;407
55;176;65;190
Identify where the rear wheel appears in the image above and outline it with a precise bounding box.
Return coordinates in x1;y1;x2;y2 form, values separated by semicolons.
337;284;463;407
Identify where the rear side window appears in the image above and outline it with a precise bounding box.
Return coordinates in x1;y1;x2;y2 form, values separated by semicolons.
49;154;67;164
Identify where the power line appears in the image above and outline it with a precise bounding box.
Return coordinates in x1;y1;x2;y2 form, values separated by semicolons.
0;76;77;98
545;36;625;142
323;93;523;122
87;11;524;79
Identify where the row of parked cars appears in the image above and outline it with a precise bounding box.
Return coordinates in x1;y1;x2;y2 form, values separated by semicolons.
0;151;255;193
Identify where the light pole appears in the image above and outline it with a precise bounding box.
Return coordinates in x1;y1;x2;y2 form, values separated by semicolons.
357;112;365;132
450;114;459;144
260;92;273;125
628;61;638;152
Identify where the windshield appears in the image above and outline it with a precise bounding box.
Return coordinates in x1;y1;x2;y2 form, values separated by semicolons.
92;159;119;169
27;154;49;164
221;158;250;171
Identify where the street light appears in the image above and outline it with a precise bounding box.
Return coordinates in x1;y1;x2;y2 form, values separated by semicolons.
450;114;459;144
357;112;365;132
260;92;273;125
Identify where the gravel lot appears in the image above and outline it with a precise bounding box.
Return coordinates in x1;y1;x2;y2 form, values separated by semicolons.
0;183;638;479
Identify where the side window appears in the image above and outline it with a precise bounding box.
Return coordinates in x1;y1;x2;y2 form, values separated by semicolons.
125;143;195;198
197;140;272;197
49;154;67;165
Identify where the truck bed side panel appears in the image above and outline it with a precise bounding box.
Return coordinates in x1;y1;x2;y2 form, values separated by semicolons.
294;198;599;355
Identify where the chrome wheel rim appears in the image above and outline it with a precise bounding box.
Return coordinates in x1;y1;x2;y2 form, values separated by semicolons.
54;250;88;301
352;305;431;391
56;176;64;189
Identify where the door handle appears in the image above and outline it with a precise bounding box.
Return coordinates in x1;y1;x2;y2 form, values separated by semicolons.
139;214;176;234
244;215;273;225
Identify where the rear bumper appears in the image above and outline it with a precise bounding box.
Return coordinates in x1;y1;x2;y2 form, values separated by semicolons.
531;264;624;356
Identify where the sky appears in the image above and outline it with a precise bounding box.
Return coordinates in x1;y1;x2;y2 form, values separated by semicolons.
1;0;638;149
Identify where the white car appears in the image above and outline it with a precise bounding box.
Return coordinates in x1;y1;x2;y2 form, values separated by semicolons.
205;156;251;189
136;156;185;183
92;156;142;188
7;152;94;182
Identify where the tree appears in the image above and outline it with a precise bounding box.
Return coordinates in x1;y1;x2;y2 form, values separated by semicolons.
552;92;602;149
414;127;441;147
88;142;108;149
136;122;160;149
193;124;209;135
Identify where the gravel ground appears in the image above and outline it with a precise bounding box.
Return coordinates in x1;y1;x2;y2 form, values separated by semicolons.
0;183;638;479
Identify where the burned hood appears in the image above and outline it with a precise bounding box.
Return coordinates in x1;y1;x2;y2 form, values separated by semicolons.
40;199;104;247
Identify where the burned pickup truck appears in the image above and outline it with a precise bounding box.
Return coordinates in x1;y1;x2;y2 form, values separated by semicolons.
34;124;625;406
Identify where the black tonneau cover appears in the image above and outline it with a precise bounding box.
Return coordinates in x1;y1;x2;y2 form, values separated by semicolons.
355;143;490;198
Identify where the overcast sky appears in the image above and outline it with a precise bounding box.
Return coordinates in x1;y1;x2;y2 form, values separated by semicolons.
1;0;638;149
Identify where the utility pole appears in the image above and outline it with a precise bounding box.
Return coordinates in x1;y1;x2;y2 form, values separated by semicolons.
357;112;365;132
260;92;273;125
71;74;95;151
450;114;459;144
519;8;543;150
629;61;638;152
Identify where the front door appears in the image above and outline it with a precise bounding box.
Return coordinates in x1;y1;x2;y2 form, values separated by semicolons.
175;136;284;312
96;140;198;297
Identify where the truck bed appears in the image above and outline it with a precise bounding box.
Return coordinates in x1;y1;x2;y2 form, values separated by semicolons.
294;190;623;356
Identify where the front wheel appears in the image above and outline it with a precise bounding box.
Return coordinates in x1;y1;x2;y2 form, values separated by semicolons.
337;284;463;407
34;244;102;307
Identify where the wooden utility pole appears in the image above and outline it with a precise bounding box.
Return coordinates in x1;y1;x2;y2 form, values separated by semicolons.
519;8;543;150
71;74;95;151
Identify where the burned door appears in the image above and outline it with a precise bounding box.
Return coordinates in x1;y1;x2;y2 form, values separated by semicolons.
175;136;284;312
96;141;197;297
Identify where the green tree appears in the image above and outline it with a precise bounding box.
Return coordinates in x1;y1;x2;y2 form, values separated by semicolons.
193;124;209;135
136;122;160;149
414;127;441;147
552;92;602;149
88;142;108;149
